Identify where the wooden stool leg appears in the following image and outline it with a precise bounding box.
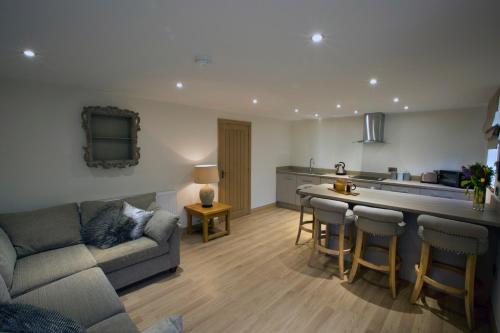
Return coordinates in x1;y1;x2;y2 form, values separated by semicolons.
389;235;397;299
313;218;320;251
295;205;305;245
410;242;431;303
348;229;364;283
465;255;477;330
338;225;345;280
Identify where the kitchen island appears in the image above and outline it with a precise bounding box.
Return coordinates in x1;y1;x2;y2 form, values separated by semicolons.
298;184;500;294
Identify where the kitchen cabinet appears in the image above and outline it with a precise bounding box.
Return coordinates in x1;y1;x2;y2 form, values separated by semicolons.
276;173;297;205
420;188;469;201
353;181;382;190
381;184;420;194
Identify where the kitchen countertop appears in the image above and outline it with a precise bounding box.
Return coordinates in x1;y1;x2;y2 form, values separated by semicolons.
276;166;465;193
299;184;500;227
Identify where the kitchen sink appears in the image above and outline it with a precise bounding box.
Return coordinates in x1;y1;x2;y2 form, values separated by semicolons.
350;175;386;181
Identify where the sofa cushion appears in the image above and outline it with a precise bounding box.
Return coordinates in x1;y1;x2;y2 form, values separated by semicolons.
81;205;135;249
123;202;155;239
80;193;156;225
143;315;183;333
0;303;86;333
10;244;96;297
0;203;81;258
13;267;124;328
144;210;180;245
87;313;139;333
0;227;16;289
87;237;168;273
0;275;10;304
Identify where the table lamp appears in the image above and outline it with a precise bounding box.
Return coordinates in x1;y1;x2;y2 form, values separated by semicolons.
194;165;220;207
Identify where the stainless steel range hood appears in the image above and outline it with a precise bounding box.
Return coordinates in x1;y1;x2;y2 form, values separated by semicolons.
361;112;385;143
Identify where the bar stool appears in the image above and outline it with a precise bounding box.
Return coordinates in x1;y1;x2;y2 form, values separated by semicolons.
410;215;488;329
310;197;354;279
295;184;315;245
348;205;405;298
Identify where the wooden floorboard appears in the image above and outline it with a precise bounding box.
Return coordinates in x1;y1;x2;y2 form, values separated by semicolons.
119;206;491;332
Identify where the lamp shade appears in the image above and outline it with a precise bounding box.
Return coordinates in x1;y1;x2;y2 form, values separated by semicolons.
194;165;219;184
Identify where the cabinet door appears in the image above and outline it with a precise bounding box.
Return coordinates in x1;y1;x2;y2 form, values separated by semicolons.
420;188;469;201
381;184;420;194
276;173;297;205
353;181;381;190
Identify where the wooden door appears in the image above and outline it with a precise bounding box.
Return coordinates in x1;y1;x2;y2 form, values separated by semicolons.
218;119;251;218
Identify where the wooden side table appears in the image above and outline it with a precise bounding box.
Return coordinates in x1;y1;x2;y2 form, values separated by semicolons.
184;202;232;242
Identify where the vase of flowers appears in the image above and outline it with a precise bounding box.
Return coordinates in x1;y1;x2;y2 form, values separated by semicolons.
461;163;494;211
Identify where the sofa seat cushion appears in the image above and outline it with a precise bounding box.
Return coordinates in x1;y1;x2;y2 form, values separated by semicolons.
88;237;168;273
13;267;123;328
0;203;82;258
87;313;139;333
10;245;96;297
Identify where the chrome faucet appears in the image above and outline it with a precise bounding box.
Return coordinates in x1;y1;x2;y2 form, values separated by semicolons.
309;158;315;173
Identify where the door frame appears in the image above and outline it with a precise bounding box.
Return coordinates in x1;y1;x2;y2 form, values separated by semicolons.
217;118;252;217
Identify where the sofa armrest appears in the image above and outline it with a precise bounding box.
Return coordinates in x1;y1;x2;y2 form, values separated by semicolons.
144;210;180;245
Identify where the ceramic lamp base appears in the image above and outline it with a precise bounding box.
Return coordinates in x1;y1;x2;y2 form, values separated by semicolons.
200;184;214;208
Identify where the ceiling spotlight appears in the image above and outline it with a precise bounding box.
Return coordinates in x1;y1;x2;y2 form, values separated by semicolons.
294;108;299;113
369;78;378;86
23;49;35;58
176;82;183;89
404;105;409;110
311;33;324;43
354;110;359;115
393;97;399;103
252;98;258;104
314;113;319;118
336;104;341;109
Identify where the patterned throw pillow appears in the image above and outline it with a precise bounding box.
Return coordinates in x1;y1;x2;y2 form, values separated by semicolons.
81;205;134;249
0;303;86;333
122;202;155;239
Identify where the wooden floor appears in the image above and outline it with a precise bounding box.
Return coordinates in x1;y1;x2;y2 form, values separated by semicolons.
120;206;491;333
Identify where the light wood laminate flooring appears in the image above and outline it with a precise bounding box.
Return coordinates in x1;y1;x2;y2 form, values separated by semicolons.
120;206;490;332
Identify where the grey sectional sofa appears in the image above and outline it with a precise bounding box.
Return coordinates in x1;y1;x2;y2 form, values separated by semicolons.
0;192;180;332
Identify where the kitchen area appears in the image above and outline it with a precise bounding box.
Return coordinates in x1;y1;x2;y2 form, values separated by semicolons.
277;92;500;330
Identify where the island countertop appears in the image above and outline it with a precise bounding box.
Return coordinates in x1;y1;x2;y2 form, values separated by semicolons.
299;184;500;228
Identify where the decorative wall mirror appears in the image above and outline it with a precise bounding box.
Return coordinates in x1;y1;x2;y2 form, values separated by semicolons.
81;106;141;168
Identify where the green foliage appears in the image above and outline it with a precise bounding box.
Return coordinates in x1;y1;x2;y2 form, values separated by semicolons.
461;162;494;194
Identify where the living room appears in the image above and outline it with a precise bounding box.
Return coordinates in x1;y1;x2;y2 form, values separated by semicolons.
1;1;500;333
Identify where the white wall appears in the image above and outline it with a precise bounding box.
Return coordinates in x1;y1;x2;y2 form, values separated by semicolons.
0;80;291;225
291;108;488;175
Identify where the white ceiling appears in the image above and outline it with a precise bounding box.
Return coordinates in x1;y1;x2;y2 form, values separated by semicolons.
1;0;499;119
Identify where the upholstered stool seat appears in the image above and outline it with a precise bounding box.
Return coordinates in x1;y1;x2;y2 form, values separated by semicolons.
348;205;405;298
295;185;315;245
310;198;354;279
410;215;488;329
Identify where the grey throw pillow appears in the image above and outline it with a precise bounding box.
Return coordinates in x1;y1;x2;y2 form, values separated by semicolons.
122;202;155;239
144;210;180;245
0;303;86;333
81;205;134;249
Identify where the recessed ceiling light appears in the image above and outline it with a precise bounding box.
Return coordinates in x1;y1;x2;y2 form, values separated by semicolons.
336;104;341;109
252;98;258;104
294;108;299;113
311;33;324;43
369;78;378;86
23;49;35;58
393;97;399;103
176;82;183;89
354;110;359;115
404;105;409;110
314;113;319;117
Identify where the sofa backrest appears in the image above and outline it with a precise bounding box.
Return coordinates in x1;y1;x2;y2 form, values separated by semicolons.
0;227;16;290
80;192;156;225
0;203;81;258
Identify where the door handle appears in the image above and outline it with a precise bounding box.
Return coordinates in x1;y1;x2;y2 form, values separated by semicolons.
220;170;225;179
